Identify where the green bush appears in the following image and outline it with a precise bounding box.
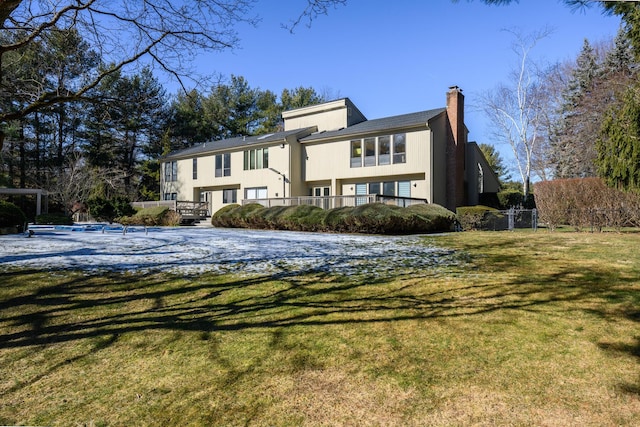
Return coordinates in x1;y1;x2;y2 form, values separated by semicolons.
35;213;73;225
211;203;266;228
212;202;455;234
87;196;136;223
498;189;524;209
0;200;27;232
456;205;502;231
118;206;183;226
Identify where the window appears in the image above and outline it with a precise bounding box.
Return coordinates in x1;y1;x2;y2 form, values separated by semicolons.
215;153;231;177
223;189;237;204
163;192;177;200
355;183;367;206
192;158;198;180
364;137;376;167
245;187;268;200
164;161;177;182
378;136;391;165
383;181;395;196
244;147;269;170
369;182;381;195
350;140;362;168
351;134;405;167
398;181;411;198
393;133;406;164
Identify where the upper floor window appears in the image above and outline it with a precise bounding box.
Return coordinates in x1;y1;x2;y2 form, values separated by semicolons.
164;161;177;182
364;137;376;167
350;140;362;168
193;158;198;180
378;136;391;165
215;153;231;177
393;133;406;164
244;147;269;170
350;133;407;168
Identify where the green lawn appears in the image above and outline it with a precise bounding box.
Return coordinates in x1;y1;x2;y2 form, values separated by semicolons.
1;231;639;426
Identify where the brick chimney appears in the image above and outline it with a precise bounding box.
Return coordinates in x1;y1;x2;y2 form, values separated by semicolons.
446;86;467;210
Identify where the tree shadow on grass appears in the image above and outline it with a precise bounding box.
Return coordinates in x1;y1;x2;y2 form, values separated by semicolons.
597;311;640;397
1;240;639;402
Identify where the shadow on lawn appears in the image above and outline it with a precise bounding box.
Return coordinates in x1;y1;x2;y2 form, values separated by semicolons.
1;242;639;401
0;259;637;348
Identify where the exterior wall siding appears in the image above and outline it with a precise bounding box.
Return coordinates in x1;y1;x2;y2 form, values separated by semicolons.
302;128;432;200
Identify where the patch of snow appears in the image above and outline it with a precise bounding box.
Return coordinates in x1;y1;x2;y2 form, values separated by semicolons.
0;225;458;277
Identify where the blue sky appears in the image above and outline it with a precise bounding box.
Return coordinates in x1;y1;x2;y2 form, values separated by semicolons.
185;0;622;163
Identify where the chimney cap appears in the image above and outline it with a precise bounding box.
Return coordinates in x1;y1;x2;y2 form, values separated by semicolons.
449;85;462;92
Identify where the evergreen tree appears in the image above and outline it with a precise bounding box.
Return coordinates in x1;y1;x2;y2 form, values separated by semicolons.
479;143;511;184
168;89;217;149
83;67;167;199
596;83;640;192
550;39;601;179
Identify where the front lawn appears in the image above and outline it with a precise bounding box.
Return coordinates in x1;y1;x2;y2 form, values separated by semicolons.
1;231;639;426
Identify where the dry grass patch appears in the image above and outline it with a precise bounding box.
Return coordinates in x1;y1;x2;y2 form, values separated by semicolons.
1;231;639;425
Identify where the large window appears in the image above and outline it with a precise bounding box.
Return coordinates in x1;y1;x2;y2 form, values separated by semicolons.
193;158;198;180
364;137;376;167
393;133;406;164
378;136;391;165
350;133;407;167
215;153;231;177
223;189;237;204
350;140;362;168
244;147;269;170
369;182;381;195
367;181;411;198
164;161;177;182
398;180;411;198
245;187;268;200
383;181;395;196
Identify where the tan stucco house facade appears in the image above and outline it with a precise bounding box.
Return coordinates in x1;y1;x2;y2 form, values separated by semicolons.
160;86;500;215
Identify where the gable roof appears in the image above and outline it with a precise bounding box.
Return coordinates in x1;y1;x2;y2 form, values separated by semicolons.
162;106;447;161
299;108;446;143
163;127;316;160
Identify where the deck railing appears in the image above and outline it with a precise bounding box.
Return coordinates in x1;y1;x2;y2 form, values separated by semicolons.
241;194;427;209
132;200;209;219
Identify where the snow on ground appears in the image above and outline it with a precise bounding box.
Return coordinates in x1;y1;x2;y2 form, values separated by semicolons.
0;225;459;277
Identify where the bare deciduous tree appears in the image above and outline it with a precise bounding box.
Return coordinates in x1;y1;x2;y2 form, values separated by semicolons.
0;0;259;151
478;28;552;200
0;1;349;152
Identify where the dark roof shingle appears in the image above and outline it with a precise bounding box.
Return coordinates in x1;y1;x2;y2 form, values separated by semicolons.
299;108;445;143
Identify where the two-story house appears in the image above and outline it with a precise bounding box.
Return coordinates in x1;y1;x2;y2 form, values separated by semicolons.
160;86;499;215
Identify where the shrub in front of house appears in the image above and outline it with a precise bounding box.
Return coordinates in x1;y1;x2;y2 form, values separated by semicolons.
0;200;27;233
118;206;182;226
456;205;503;231
212;202;456;234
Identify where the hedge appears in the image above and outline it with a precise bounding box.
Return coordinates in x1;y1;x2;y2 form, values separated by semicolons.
534;177;640;231
211;202;456;235
456;205;503;231
118;206;182;226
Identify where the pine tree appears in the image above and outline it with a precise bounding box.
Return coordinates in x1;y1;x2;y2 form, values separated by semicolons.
550;39;601;178
596;83;640;192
